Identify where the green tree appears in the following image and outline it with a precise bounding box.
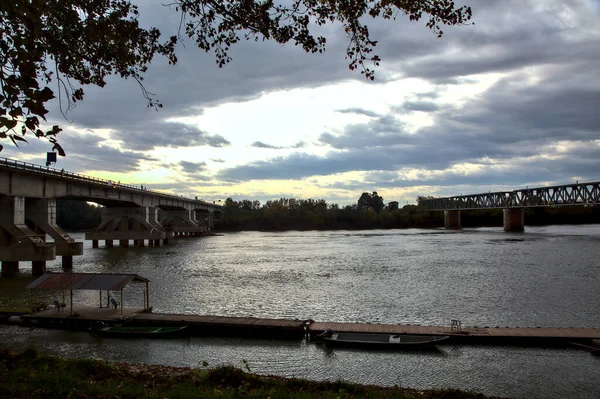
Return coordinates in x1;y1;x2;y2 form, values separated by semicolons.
357;191;385;213
1;0;472;153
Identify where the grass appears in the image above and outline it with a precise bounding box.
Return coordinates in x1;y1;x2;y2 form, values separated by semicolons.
0;347;509;399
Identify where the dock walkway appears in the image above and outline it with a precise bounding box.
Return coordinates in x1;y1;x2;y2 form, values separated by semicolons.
17;307;600;344
307;321;600;343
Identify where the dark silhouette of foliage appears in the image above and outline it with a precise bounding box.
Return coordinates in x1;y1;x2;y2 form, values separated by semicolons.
357;191;384;213
217;196;600;232
56;199;102;231
1;0;472;153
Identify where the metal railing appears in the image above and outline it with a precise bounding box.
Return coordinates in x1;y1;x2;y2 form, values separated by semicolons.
420;181;600;211
0;157;221;208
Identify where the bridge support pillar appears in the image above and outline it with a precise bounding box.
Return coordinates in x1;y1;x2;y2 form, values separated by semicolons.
160;209;203;237
32;260;46;275
25;198;83;269
0;196;55;275
92;240;98;248
444;210;461;229
503;208;524;232
86;207;166;246
1;261;19;276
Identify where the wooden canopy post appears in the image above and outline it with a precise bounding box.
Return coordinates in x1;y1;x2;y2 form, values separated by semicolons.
145;281;150;311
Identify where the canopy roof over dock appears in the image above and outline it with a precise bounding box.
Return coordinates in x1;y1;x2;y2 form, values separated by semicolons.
26;272;149;291
27;273;151;317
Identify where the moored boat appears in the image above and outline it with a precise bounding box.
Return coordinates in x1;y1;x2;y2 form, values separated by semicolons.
323;332;449;349
96;325;188;337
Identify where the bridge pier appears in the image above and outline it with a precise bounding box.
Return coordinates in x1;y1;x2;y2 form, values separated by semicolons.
160;209;204;237
444;210;461;229
0;196;55;276
503;208;525;232
25;198;83;270
86;207;167;247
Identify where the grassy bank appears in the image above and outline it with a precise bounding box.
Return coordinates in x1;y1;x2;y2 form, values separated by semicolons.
0;347;510;399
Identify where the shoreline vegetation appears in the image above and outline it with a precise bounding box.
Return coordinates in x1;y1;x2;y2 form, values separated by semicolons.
0;347;508;399
55;197;600;232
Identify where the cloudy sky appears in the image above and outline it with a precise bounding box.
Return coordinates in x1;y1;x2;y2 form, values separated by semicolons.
4;0;600;206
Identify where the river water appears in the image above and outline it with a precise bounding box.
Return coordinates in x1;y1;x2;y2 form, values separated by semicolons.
1;225;599;398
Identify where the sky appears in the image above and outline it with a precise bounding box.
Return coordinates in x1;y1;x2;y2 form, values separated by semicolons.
4;0;600;206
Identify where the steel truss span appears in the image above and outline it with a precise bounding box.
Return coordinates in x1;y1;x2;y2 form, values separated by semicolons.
419;182;600;211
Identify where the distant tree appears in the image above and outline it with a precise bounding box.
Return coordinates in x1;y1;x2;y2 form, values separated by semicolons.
1;0;472;153
56;199;101;230
357;191;385;213
417;196;436;206
263;201;289;228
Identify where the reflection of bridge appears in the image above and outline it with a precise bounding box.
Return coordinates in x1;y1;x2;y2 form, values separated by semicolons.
0;157;222;276
419;181;600;232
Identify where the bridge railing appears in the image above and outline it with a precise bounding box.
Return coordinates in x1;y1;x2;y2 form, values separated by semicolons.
419;181;600;211
0;157;220;207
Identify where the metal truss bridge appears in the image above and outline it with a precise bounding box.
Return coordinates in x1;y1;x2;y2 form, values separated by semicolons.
419;181;600;211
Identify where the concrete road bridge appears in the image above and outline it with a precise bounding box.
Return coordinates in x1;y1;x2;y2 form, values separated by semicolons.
419;181;600;232
0;157;222;276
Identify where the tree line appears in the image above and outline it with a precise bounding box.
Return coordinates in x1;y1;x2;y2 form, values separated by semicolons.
219;193;600;231
49;196;600;232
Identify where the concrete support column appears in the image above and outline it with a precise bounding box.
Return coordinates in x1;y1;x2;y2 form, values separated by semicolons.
0;196;55;274
32;260;46;275
1;261;19;276
25;199;83;261
444;210;461;229
105;240;113;248
92;240;98;248
159;208;202;236
207;212;214;230
503;208;524;232
62;255;73;269
85;207;166;245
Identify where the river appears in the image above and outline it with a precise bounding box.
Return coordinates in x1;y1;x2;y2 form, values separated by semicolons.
1;225;599;398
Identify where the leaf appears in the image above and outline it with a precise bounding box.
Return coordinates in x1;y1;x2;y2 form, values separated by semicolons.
52;142;66;157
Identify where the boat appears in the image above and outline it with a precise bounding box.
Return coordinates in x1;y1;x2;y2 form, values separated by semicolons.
96;325;188;337
323;332;449;349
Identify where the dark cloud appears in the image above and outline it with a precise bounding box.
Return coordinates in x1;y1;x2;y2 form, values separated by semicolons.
179;161;207;174
402;101;440;112
251;141;283;149
111;121;230;151
292;141;306;149
335;108;381;117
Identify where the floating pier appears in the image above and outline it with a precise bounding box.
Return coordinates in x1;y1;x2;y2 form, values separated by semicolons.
12;306;600;346
306;321;600;345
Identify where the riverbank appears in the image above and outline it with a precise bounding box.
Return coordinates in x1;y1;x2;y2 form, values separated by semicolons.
0;347;507;399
